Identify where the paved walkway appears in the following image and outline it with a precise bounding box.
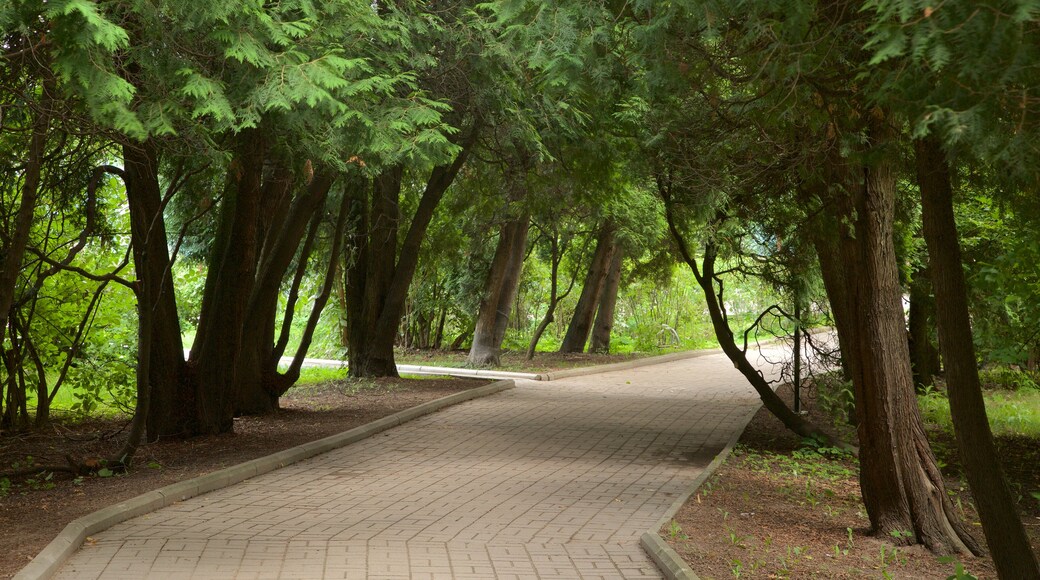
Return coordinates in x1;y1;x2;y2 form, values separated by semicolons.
54;349;781;579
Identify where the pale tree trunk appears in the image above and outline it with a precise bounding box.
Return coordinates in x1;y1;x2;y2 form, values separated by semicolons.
589;248;623;353
916;135;1039;576
468;216;529;366
560;224;616;353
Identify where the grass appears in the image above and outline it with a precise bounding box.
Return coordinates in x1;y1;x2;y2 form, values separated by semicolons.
918;384;1040;438
293;366;348;385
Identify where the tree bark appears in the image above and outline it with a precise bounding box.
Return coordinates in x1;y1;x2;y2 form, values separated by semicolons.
234;170;335;414
122;141;191;441
468;216;529;366
347;128;478;377
346;168;401;377
589;248;623;353
916;135;1039;576
815;117;979;554
560;224;617;353
189;129;265;434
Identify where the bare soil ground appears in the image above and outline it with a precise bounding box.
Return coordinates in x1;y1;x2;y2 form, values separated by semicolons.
665;382;1040;579
0;376;488;579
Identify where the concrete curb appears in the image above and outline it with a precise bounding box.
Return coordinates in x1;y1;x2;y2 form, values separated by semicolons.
15;379;515;580
639;402;762;580
537;348;715;381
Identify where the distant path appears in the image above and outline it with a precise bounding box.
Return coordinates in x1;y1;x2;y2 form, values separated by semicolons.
55;348;784;579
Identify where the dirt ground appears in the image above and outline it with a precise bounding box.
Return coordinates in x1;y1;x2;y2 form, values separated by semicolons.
665;383;1040;579
0;376;488;579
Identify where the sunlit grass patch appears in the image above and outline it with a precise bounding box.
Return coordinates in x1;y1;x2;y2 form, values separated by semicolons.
919;386;1040;438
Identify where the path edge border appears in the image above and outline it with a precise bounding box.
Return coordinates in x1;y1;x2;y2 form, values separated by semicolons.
537;348;713;381
639;402;762;580
14;379;515;580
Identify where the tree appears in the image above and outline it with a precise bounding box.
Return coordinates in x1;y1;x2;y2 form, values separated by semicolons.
559;222;618;353
916;135;1040;578
468;214;530;366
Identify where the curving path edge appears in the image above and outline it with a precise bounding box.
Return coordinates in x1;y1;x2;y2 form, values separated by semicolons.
24;346;781;579
15;380;515;580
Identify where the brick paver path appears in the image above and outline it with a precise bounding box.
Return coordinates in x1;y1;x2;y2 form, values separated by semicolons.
55;349;783;579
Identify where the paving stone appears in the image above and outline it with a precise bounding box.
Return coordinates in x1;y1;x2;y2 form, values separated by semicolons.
53;349;783;578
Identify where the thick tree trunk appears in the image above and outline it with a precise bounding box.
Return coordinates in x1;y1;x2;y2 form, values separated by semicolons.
189;129;265;434
589;248;623;353
234;171;335;414
916;136;1039;576
490;216;529;349
560;224;617;353
347;168;402;377
468;216;529;366
908;265;941;392
347;130;477;377
821;118;979;554
122;142;191;441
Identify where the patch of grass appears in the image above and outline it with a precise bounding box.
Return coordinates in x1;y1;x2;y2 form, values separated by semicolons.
919;387;1040;438
735;444;856;483
293;366;348;385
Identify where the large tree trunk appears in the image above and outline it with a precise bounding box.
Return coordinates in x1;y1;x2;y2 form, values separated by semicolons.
908;265;941;392
189;129;265;434
346;168;401;377
346;129;477;377
560;224;617;353
234;170;335;414
916;136;1039;576
468;216;529;366
122;141;191;441
589;248;623;353
822;117;979;554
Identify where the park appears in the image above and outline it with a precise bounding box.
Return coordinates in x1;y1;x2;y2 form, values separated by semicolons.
1;1;1039;578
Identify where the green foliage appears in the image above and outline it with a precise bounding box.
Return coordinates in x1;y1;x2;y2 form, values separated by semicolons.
918;375;1040;438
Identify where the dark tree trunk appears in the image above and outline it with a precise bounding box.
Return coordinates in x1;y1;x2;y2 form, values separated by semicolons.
916;136;1039;576
449;329;471;351
122;142;191;441
817;118;979;555
468;216;529;366
433;308;446;350
589;248;623;353
346;168;401;377
907;265;941;392
273;192;352;395
189;129;266;434
234;171;335;414
560;224;617;353
346;129;477;377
